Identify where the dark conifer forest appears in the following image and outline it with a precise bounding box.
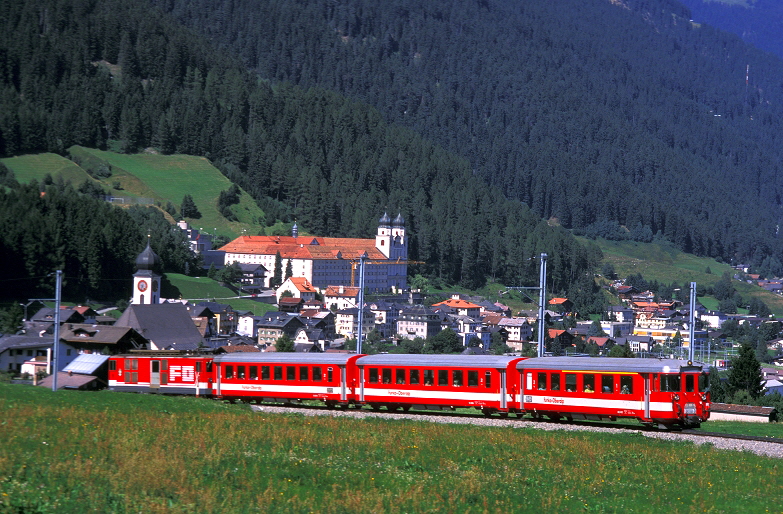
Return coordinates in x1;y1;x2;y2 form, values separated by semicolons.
1;0;783;307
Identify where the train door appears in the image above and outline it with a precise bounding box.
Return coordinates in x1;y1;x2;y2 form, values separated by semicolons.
643;373;651;419
500;371;508;409
340;365;347;401
151;360;160;389
359;367;366;402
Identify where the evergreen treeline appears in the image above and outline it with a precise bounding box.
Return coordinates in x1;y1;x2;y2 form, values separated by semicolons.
0;0;603;307
154;0;783;268
0;172;198;301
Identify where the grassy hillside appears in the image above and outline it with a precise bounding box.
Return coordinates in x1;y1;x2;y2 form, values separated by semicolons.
592;238;783;316
3;147;269;240
71;147;266;239
164;273;276;315
0;153;91;184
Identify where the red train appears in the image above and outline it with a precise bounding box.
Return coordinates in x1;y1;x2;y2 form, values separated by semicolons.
108;353;710;428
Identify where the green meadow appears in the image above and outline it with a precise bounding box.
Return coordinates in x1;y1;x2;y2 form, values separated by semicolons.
164;273;276;315
0;153;91;185
1;384;780;513
592;238;783;316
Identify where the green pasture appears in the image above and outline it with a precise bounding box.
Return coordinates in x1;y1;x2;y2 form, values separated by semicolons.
68;147;266;238
1;384;781;513
164;273;276;315
0;153;91;185
593;238;783;316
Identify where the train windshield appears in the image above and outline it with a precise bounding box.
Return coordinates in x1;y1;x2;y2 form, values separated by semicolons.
660;374;681;392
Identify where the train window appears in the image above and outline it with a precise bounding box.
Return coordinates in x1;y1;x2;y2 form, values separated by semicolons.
300;366;309;381
125;359;138;371
620;376;633;394
313;367;322;382
161;372;168;385
699;373;708;392
410;369;420;385
238;366;246;379
452;370;463;387
225;365;234;379
206;361;213;373
485;371;492;388
537;372;547;390
396;369;406;385
424;370;434;386
661;375;681;392
565;374;577;392
261;366;270;380
109;360;116;371
369;368;379;383
583;374;595;393
438;370;448;386
196;362;202;373
551;373;560;391
161;360;168;371
382;369;392;384
287;367;296;380
602;375;614;394
274;366;283;380
685;375;695;392
327;367;333;382
249;366;258;380
468;371;478;387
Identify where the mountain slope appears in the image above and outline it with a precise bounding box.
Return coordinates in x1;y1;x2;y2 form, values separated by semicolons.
155;0;783;270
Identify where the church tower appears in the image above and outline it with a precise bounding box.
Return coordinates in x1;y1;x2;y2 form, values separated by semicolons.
375;212;392;258
132;238;161;305
391;213;407;261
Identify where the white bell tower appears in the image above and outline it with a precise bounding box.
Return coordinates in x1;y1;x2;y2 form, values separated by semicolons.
132;238;161;305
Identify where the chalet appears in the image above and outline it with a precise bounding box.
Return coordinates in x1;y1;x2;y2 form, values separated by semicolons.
114;303;205;351
59;324;147;354
324;285;361;311
335;307;375;339
548;298;573;313
278;296;305;313
397;305;442;341
431;298;481;317
256;312;305;348
276;276;318;303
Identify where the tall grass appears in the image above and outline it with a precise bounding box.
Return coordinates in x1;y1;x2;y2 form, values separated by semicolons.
1;384;781;512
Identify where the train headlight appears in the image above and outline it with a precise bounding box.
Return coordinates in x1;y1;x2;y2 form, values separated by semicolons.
701;393;707;401
673;394;680;401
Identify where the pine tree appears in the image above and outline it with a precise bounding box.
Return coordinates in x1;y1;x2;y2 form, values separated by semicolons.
284;259;293;280
727;344;764;400
271;251;283;288
180;194;201;219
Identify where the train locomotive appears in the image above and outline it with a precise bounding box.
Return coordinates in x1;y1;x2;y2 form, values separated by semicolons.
108;352;710;428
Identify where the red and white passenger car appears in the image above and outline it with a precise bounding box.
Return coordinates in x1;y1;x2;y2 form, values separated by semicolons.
356;355;525;415
211;353;363;407
517;357;710;428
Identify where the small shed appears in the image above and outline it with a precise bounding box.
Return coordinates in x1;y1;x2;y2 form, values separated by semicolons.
709;403;777;423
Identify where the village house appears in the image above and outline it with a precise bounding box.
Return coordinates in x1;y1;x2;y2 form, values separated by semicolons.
276;276;318;303
397;305;442;340
256;312;305;348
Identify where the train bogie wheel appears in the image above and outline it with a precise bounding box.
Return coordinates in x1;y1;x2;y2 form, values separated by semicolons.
370;403;381;411
387;405;399;412
482;408;494;417
499;412;509;419
402;405;411;412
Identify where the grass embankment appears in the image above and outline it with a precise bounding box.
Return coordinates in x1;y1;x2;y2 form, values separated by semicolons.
164;273;276;315
1;384;780;513
0;153;91;185
592;238;783;316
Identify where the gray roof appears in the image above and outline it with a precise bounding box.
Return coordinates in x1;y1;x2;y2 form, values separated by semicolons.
518;357;703;373
63;354;110;374
356;355;522;368
0;335;53;353
114;303;203;351
213;353;357;365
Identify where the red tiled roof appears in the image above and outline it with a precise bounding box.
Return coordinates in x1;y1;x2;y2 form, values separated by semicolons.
287;277;316;293
431;298;481;309
324;286;360;297
219;236;386;261
549;298;570;305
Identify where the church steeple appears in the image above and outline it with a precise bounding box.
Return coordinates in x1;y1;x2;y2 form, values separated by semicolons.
132;236;161;305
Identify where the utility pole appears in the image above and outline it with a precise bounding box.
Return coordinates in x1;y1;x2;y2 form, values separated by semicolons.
537;253;547;358
355;252;367;355
51;270;62;392
688;281;696;364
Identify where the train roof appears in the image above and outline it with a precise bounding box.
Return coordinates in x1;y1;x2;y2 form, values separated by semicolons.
212;353;358;365
517;357;703;373
356;354;522;368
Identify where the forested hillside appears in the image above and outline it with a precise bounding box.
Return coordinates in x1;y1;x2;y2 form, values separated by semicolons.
0;0;603;307
154;0;783;273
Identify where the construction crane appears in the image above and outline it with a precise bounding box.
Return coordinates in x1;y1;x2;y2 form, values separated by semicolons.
349;257;425;287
